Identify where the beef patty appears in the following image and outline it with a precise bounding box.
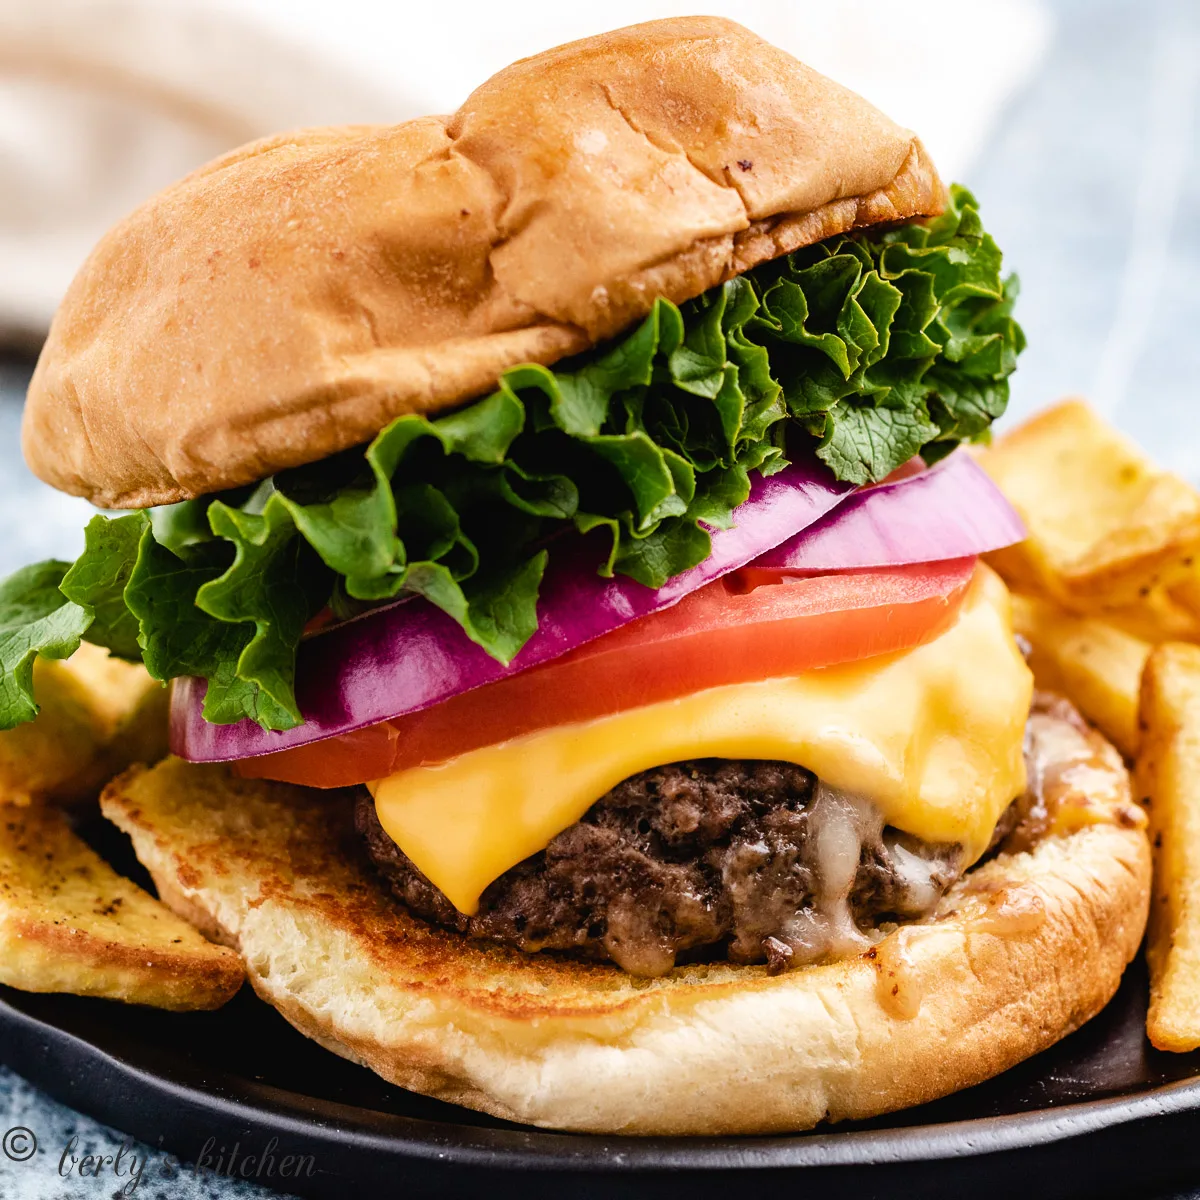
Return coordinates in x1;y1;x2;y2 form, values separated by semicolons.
356;759;967;976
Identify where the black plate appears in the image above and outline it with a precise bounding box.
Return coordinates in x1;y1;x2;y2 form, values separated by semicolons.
0;817;1196;1198
5;955;1200;1200
1;665;1198;1198
0;815;1198;1199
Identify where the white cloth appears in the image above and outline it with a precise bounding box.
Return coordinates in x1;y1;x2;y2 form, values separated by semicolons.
0;0;1051;340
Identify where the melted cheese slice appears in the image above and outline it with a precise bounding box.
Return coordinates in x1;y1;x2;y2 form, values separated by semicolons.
371;567;1032;915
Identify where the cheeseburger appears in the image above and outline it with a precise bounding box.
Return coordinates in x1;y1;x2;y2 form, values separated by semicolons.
5;18;1150;1134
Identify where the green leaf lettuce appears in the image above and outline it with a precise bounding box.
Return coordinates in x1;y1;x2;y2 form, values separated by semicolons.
0;185;1023;732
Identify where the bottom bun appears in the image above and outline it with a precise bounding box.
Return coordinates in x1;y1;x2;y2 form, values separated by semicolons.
101;749;1150;1136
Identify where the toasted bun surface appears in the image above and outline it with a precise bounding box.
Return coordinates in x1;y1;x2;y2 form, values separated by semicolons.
24;17;941;510
101;746;1149;1135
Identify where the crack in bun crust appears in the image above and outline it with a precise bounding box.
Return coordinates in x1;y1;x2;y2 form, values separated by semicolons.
23;16;942;509
100;745;1150;1135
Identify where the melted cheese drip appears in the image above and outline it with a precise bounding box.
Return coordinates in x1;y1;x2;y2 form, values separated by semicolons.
371;567;1032;915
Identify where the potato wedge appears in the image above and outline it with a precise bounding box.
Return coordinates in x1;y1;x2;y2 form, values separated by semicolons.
0;805;242;1009
1101;586;1200;646
1169;570;1200;621
0;643;167;806
1010;594;1148;759
1137;642;1200;1050
981;400;1200;608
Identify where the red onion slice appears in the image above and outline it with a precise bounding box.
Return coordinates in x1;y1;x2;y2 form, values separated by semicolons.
749;451;1026;575
172;458;853;762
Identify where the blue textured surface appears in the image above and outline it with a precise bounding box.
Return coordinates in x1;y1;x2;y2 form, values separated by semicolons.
971;0;1200;478
0;1;1198;1196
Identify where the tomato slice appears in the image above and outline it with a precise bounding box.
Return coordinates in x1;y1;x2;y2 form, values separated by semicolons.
238;557;978;788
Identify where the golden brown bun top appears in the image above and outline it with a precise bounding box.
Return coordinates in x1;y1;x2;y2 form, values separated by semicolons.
23;16;943;509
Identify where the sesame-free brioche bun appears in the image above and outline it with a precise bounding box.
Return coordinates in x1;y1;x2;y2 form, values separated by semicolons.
100;740;1149;1137
23;16;942;510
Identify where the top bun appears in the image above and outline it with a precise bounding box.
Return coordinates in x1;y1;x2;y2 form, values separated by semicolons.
23;16;942;509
